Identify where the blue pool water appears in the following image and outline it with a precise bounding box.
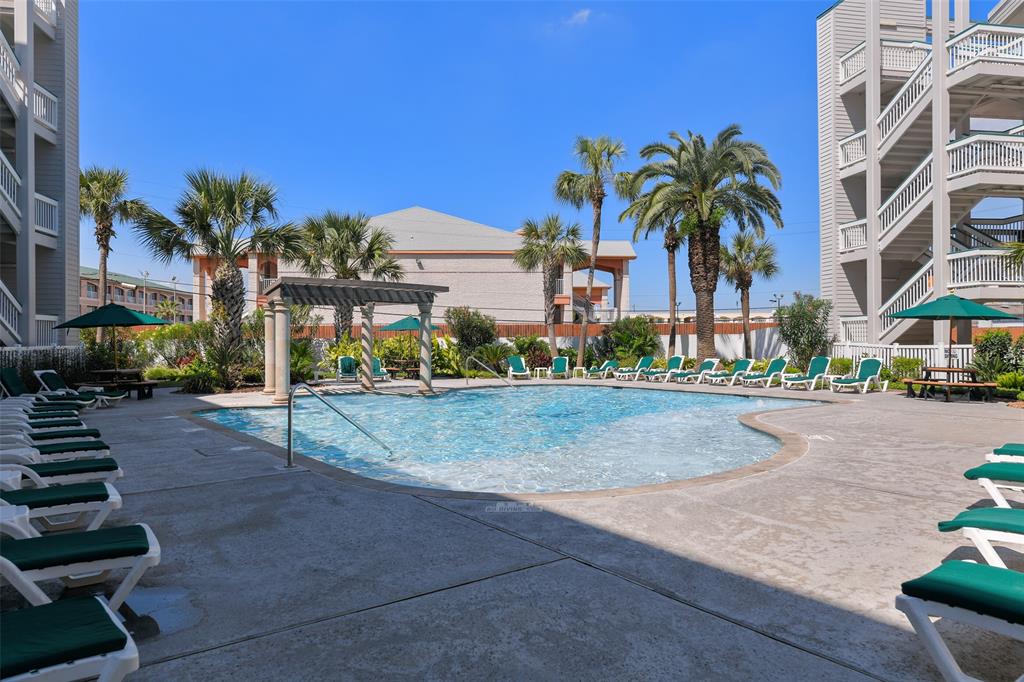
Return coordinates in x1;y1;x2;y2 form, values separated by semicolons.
199;386;814;493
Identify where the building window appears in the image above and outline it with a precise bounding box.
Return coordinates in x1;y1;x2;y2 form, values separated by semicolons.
126;291;136;302
86;283;98;299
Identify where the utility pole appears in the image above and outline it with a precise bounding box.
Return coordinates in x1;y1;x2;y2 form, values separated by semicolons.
170;275;178;322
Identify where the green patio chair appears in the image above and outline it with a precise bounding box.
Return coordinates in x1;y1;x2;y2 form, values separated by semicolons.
1;458;123;487
336;355;358;382
371;357;391;382
644;355;684;382
963;462;1024;509
583;360;618;379
2;367;91;409
781;356;831;391
937;507;1024;569
507;355;531;380
33;370;126;407
706;359;753;386
613;355;654;381
1;480;121;532
828;357;887;394
675;358;720;384
548;356;570;379
740;358;788;387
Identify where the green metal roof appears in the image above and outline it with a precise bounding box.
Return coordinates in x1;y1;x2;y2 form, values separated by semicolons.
80;266;177;291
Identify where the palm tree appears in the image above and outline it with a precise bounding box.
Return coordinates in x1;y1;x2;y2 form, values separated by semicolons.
513;215;589;355
720;233;779;358
297;211;403;341
620;125;782;360
134;169;303;350
154;298;180;322
554;136;631;367
631;209;683;355
1008;241;1024;266
80;167;152;341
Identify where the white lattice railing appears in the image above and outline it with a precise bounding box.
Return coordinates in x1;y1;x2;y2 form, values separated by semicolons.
948;24;1024;73
838;40;929;84
877;57;932;143
948;249;1023;288
32;84;58;131
33;192;58;234
839;316;867;343
839;219;867;251
879;259;933;337
257;275;276;295
839;130;867;167
878;154;932;237
948;133;1024;178
34;314;59;345
0;279;21;341
0;33;22;101
962;215;1024;245
839;42;866;83
831;343;975;369
33;0;56;25
0;149;21;219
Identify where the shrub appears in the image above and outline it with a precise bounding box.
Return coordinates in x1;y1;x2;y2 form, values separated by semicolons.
431;336;463;376
511;335;550;356
891;356;923;380
81;327;148;371
180;360;216;393
139;323;204;367
0;346;88;388
377;335;418;365
971;353;1006;382
241;366;264;384
444;307;498;356
473;342;511;373
830;357;853;376
605;316;660;363
749;359;769;373
973;330;1023;375
144;366;182;381
289;340;315;384
775;293;833;371
525;346;552;370
996;371;1024;391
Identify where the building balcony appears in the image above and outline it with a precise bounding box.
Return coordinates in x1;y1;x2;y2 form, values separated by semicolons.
0;149;21;227
838;219;867;254
0;279;22;343
35;314;59;345
838;40;930;87
32;83;58;133
0;32;22;108
838;130;866;171
33;192;59;236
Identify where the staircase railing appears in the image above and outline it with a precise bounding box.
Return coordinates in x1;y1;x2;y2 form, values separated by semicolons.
879;259;933;337
0;279;22;342
878;154;932;238
877;57;932;143
962;215;1024;245
948;249;1023;289
286;382;394;467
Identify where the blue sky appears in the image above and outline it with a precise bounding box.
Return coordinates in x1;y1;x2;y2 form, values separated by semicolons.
79;0;997;313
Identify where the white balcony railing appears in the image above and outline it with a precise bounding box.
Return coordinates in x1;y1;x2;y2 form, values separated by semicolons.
839;43;867;83
0;149;21;219
838;40;930;84
948;249;1023;289
0;279;22;341
32;84;58;131
34;314;59;345
839;218;867;252
0;33;22;101
948;24;1024;73
878;154;932;237
948;133;1024;179
838;130;867;168
34;0;56;25
839;316;867;343
877;58;932;143
33;192;58;235
257;275;276;295
879;259;933;337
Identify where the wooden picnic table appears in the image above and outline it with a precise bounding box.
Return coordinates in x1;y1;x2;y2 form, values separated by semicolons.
90;368;145;382
87;368;157;400
904;367;994;402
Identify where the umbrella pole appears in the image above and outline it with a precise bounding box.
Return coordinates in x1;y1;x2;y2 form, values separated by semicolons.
948;317;954;368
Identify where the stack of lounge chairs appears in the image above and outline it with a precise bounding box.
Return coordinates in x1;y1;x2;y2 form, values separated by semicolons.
1;376;161;681
896;442;1024;680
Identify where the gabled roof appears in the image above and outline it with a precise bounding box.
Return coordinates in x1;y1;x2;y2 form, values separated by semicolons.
571;272;611;289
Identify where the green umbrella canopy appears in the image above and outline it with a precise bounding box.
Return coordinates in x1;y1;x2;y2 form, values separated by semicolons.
889;295;1017;320
381;315;439;332
54;303;171;329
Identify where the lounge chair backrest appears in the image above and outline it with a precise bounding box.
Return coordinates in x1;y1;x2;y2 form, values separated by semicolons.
508;355;527;373
607;360;619;370
552;356;569;373
698;359;717;373
338;356;357;375
732;359;753;373
765;358;787;375
1;367;27;396
666;355;683;371
372;357;383;373
637;356;654;370
856;357;882;380
37;370;66;390
807;356;830;377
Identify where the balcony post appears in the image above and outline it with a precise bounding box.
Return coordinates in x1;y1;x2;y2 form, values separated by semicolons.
359;303;375;391
864;0;882;343
13;1;34;342
263;300;276;395
931;0;952;349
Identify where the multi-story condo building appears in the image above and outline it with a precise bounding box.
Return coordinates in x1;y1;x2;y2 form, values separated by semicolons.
0;0;78;347
79;267;194;323
818;0;1023;347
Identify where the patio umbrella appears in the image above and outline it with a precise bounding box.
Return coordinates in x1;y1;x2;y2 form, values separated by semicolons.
889;295;1016;366
55;303;170;369
381;315;439;332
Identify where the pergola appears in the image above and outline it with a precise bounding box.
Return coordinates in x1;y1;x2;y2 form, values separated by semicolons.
262;277;449;403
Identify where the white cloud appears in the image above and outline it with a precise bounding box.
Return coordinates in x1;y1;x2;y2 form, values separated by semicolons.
564;8;591;27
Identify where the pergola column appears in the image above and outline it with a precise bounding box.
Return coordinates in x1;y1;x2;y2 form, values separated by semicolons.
360;303;375;391
272;302;291;404
263;301;276;395
417;302;433;394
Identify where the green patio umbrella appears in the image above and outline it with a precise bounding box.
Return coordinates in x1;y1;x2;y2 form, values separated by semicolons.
55;303;170;368
890;295;1016;366
381;315;439;332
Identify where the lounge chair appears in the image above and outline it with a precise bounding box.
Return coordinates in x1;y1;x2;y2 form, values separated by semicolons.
548;356;570;379
2;421;101;442
896;561;1024;682
2;414;87;431
674;359;720;384
33;370;127;407
740;358;788;387
336;355;358;382
987;442;1024;463
506;355;531;380
706;359;753;386
829;357;888;394
613;356;654;381
582;360;618;379
1;436;110;462
371;357;391;382
1;459;123;487
0;523;160;610
781;356;831;391
1;481;122;532
1;367;91;408
0;596;139;681
644;355;684;382
938;507;1024;569
963;462;1024;509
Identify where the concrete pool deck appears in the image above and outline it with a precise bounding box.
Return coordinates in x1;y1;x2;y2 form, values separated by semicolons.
13;379;1023;680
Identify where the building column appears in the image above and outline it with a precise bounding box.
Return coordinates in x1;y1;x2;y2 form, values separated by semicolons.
263;301;277;395
13;0;34;343
613;269;623;321
953;0;970;33
272;302;291;404
618;262;630;319
360;302;375;391
864;0;882;343
246;252;259;315
417;302;433;394
932;0;952;351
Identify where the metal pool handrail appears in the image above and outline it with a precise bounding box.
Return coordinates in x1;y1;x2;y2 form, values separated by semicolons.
464;355;515;388
287;382;394;467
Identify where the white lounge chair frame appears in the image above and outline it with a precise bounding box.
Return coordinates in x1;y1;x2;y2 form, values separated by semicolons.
740;359;788;388
675;359;720;384
507;357;531;380
0;438;109;462
828;359;889;394
1;479;121;532
781;358;832;391
0;522;160;610
582;362;616;380
957;525;1024;569
706;361;753;387
645;356;685;383
1;462;123;487
613;358;654;382
33;370;119;408
972;475;1023;509
1;425;100;447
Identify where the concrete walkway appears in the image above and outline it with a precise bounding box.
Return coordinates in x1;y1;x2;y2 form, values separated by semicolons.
26;380;1024;680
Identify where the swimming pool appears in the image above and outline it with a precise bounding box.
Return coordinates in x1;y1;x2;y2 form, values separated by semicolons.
199;386;815;494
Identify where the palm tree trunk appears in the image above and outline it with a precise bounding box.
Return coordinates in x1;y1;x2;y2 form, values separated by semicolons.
689;224;720;360
96;234;110;343
666;247;677;356
333;305;354;342
577;197;603;368
544;267;558;357
740;287;752;358
211;260;245;349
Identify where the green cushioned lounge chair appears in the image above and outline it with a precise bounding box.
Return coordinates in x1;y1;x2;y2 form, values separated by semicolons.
1;422;101;442
1;436;110;462
1;481;121;533
0;523;160;610
4;416;85;430
644;355;684;382
896;561;1024;681
964;462;1024;509
547;356;570;379
674;358;719;384
0;596;139;682
336;355;358;382
613;356;654;381
706;359;753;386
938;507;1024;570
829;357;888;394
33;370;126;408
988;442;1024;463
1;367;90;410
1;458;123;487
781;356;831;391
740;358;788;387
506;355;530;380
371;357;391;382
583;360;618;380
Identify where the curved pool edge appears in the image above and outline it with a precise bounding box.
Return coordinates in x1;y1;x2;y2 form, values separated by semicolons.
182;384;850;502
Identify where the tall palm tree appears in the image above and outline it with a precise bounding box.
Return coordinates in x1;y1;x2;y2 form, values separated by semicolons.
513;215;589;355
79;167;152;341
720;233;779;358
554;136;631;367
134;169;303;349
631;209;683;354
297;211;403;340
620;125;782;360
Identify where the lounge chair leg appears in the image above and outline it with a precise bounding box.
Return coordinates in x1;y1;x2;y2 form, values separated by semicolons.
897;597;975;682
107;556;155;611
978;479;1011;509
962;529;1007;569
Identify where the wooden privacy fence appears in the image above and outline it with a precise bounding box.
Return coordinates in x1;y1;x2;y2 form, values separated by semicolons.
299;320;780;340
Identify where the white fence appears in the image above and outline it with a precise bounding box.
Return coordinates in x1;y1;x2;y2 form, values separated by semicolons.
831;342;975;368
0;345;86;390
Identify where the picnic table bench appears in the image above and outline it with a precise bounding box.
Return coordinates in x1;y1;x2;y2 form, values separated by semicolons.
86;378;159;400
902;378;996;402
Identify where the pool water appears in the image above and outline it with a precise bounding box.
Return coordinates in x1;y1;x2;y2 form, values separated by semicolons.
199;386;814;494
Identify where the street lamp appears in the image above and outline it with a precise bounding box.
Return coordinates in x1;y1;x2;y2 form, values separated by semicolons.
170;276;178;322
140;271;150;314
769;293;784;312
